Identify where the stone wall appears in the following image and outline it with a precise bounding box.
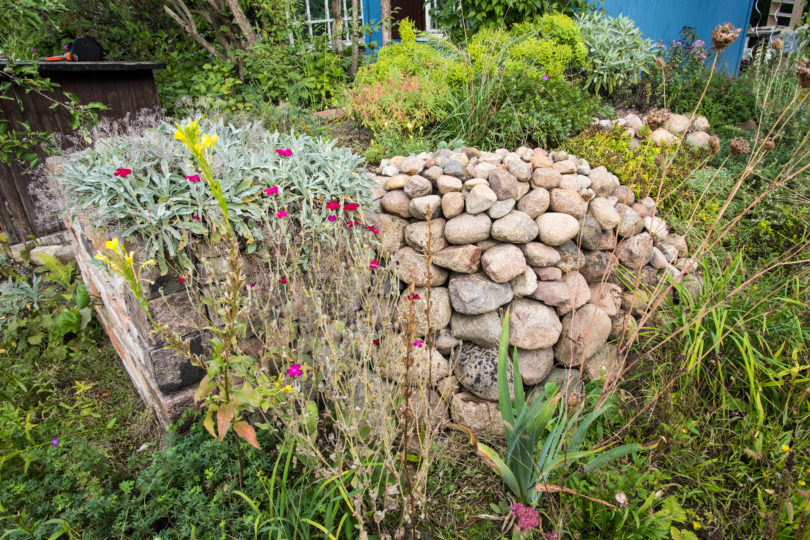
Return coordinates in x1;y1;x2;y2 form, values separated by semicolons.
371;145;701;436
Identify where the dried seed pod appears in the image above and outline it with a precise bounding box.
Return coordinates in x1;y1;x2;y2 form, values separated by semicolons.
712;23;741;51
771;38;783;51
655;56;667;69
796;56;810;89
730;136;751;155
763;139;776;152
646;107;670;130
654;154;664;167
709;135;721;155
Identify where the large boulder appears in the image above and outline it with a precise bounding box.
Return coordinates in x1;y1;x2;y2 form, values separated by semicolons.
522;242;560;267
589;166;619;197
403;175;433;198
557;272;591;316
377;214;408;255
404;219;447;253
531;167;562;189
488;169;519;200
396;287;452;336
516;347;554;385
433;244;482;273
455;343;512;401
451;392;504;437
441;192;465;218
381;190;411;218
536;213;580;246
549;188;585;219
409;195;442;219
481;244;527;283
615;233;654;270
554;304;612;367
491;210;539;243
445;213;492;244
508;298;562;350
451;311;502;348
588;197;621;230
448;273;513;315
516;188;550;218
394;247;448;286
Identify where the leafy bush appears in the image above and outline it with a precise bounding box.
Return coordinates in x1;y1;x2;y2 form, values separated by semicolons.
430;0;596;42
576;12;655;94
58;118;369;271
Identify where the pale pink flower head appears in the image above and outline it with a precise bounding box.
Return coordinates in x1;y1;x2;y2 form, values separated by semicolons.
510;504;540;532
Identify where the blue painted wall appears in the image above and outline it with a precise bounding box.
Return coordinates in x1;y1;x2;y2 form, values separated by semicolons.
363;0;384;53
602;0;755;76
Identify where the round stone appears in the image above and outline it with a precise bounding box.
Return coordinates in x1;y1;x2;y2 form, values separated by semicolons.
491;210;539;243
536;213;580;246
445;213;492;244
516;188;550;218
481;244;527;283
508;297;562;350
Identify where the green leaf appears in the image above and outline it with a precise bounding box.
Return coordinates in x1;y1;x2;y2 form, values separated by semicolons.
75;284;90;309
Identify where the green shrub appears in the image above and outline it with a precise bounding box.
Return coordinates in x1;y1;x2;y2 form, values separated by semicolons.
429;0;596;43
576;12;655;94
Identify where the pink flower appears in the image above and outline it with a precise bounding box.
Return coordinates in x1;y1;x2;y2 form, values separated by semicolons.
51;437;59;447
177;277;186;283
413;339;424;348
286;363;303;378
247;283;255;288
276;210;288;218
278;276;287;284
326;201;341;211
263;185;279;196
192;214;200;221
510;504;540;532
276;148;292;157
373;338;380;346
114;168;132;178
327;215;337;222
365;225;379;235
346;220;359;228
542;75;549;81
369;260;380;269
185;174;201;183
407;293;420;301
343;202;359;212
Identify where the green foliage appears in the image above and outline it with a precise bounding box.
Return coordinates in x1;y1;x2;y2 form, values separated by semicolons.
353;15;598;150
576;12;655;94
430;0;598;42
561;126;706;204
59;118;370;270
467;313;653;504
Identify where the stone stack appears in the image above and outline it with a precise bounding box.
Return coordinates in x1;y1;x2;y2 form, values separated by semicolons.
370;146;700;437
594;111;713;150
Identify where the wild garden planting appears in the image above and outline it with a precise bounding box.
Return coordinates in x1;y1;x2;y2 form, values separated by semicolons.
1;1;809;538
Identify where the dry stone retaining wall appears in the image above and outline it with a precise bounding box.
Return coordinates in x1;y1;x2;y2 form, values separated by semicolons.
371;145;701;436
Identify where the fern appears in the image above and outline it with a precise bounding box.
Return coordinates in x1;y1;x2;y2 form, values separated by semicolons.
35;253;76;289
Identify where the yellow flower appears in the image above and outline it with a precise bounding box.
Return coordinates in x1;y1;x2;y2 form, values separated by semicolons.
782;444;791;452
282;385;293;393
194;143;203;155
202;133;218;148
693;521;701;530
145;259;156;266
105;238;119;251
94;253;106;261
799;480;806;486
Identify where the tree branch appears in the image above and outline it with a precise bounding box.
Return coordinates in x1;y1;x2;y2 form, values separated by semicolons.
164;3;226;62
225;0;258;45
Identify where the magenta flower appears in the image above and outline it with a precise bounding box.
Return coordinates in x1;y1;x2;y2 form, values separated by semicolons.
373;338;380;346
51;438;59;447
365;225;379;235
510;504;540;532
542;75;549;81
407;293;420;301
346;220;359;228
278;276;287;284
247;282;255;288
177;277;186;283
326;201;341;211
327;215;337;222
286;363;303;378
114;168;132;178
343;202;359;212
192;214;200;221
413;339;424;348
263;185;279;196
276;210;288;218
276;148;292;157
369;260;380;269
185;174;201;183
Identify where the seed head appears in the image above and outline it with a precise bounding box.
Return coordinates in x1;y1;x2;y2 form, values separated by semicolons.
795;56;810;89
730;137;751;155
654;154;664;167
708;135;721;155
712;23;741;51
646;108;670;130
655;56;667;69
763;139;775;152
771;38;783;52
